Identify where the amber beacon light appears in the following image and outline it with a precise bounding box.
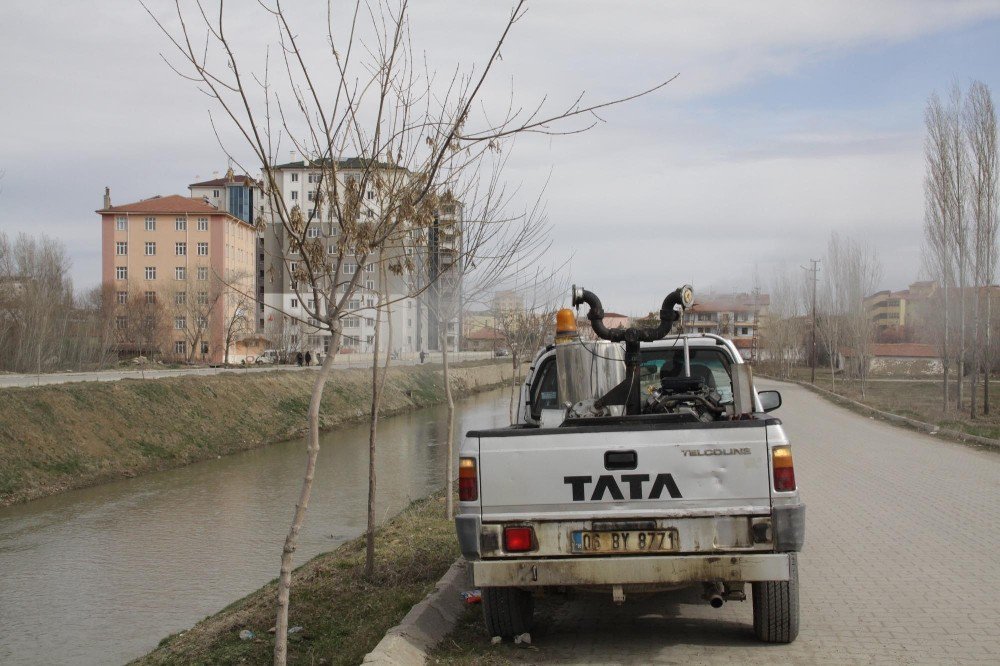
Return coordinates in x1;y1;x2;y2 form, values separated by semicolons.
555;308;578;343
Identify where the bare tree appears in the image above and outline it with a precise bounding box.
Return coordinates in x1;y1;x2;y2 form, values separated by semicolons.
964;81;998;417
493;270;565;421
947;82;971;410
143;1;673;661
924;91;956;410
840;237;882;397
220;270;256;364
759;268;805;379
817;234;848;387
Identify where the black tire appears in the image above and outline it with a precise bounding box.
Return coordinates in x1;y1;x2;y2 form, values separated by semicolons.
752;553;800;643
481;586;534;638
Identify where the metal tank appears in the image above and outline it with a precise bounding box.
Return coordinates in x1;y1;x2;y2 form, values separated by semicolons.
555;340;625;416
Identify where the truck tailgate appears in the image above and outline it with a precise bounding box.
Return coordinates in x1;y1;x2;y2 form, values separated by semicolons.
476;422;771;521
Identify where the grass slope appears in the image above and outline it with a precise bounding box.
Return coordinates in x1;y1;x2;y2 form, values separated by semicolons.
0;361;511;506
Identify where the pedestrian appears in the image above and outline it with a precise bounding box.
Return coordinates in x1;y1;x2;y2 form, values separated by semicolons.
419;350;425;364
296;351;303;366
305;350;312;366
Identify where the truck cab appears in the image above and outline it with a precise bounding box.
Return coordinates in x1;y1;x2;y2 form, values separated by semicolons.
455;292;804;644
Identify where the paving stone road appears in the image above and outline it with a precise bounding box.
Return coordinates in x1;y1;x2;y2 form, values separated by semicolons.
478;379;1000;664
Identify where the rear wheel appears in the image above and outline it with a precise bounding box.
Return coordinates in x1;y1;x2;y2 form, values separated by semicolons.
751;553;799;643
482;586;534;638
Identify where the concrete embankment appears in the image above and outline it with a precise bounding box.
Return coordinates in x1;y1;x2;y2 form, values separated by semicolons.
0;360;515;507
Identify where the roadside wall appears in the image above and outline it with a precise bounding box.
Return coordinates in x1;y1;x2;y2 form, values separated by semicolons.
0;360;515;507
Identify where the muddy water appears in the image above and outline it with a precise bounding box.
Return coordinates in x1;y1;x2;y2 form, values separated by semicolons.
0;388;509;666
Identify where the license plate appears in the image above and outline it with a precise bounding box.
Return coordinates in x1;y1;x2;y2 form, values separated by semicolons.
571;529;678;554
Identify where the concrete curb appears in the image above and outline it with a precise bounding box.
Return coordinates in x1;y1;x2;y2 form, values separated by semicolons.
762;375;1000;449
362;559;469;665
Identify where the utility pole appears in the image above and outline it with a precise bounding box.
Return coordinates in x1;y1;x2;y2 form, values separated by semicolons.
802;260;820;384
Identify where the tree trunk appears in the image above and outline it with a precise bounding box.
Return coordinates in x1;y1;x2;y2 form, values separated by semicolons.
971;287;981;418
986;296;992;415
273;333;339;666
365;266;393;578
943;284;951;411
441;325;456;520
509;353;519;423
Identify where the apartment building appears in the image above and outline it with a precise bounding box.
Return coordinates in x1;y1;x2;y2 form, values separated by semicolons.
683;292;770;359
189;169;268;332
261;157;462;356
98;191;256;363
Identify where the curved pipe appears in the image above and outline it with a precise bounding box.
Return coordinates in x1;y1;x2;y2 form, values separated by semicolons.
571;285;694;343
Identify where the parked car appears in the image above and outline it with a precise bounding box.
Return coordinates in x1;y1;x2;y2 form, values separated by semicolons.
256;349;282;364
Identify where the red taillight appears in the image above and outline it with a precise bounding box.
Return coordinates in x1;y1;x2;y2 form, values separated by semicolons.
459;457;478;501
772;446;796;492
503;526;534;552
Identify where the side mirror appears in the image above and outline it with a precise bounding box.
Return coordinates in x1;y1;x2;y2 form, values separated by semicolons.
758;390;782;412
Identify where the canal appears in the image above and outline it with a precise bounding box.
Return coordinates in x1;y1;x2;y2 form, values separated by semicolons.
0;387;510;665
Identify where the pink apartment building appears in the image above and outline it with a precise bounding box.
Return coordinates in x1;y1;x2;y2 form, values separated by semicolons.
98;192;256;363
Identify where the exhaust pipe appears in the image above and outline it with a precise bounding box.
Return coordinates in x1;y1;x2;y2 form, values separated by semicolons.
703;582;725;608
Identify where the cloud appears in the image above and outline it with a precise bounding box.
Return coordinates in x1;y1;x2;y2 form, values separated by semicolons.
0;0;997;308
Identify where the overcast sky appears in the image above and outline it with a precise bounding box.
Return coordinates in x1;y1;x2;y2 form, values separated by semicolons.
3;1;1000;314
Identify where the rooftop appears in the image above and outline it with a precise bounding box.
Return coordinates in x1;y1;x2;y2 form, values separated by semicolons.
98;194;242;219
272;156;404;172
189;174;260;188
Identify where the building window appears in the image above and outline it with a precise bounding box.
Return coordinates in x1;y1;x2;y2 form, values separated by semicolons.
213;189;220;198
290;298;299;308
145;266;156;280
176;242;187;256
349;299;360;310
197;242;209;256
344;263;356;274
145;217;156;231
116;291;128;304
201;341;209;354
175;266;186;280
290;190;299;200
305;227;320;239
365;280;375;290
308;299;315;309
197;217;209;231
174;340;186;355
307;190;315;201
175;316;186;330
197;315;207;328
145;242;156;256
176;217;187;231
197;291;208;305
116;316;127;329
145;291;156;304
364;263;375;273
291;173;299;182
289;261;298;274
328;244;337;255
367;190;374;200
308;172;320;183
198;266;209;280
345;317;360;328
116;216;128;230
175;291;187;306
115;241;127;255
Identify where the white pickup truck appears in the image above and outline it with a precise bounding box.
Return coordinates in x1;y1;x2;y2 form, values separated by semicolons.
455;286;804;644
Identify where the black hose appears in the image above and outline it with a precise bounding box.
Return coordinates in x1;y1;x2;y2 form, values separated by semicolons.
572;285;693;343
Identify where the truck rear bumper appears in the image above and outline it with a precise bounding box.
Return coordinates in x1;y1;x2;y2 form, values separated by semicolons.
473;553;791;587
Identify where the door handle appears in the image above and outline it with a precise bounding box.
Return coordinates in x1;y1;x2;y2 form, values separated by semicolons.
604;450;637;470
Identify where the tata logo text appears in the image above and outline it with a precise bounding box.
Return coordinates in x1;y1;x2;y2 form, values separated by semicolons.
563;474;682;502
